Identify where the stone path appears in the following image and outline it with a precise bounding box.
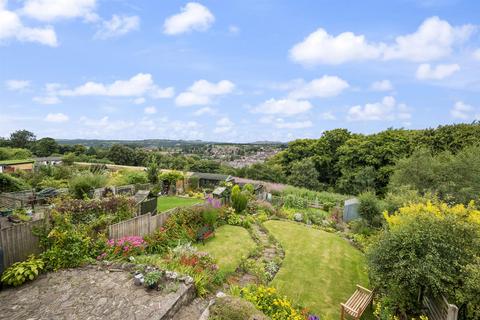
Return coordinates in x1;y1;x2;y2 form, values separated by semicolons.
0;266;194;320
172;297;210;320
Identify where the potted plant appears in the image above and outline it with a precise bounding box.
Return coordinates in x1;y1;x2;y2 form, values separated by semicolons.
143;271;163;289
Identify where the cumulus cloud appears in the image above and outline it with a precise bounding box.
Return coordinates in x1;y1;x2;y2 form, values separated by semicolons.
45;113;69;123
57;73;174;99
347;96;411;121
320;111;336;120
450;101;479;120
252;98;312;116
370;80;393;91
33;83;62;104
290;16;475;66
133;97;146;105
5;80;30;91
164;2;214;35
94;15;139;39
287;76;349;99
290;28;382;65
0;8;57;46
21;0;98;22
274;119;313;129
213;117;234;133
383;17;475;61
416;63;460;80
193;107;217;116
175;80;235;106
144;106;157;114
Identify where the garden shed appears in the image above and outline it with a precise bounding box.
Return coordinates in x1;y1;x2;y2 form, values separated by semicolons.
343;198;360;222
0;159;34;173
191;172;232;189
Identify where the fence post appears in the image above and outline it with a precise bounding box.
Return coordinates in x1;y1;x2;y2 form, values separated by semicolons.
446;299;459;320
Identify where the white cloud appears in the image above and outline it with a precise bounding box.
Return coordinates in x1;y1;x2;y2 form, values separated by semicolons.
45;113;69;123
150;86;175;99
95;15;139;39
133;97;146;105
290;28;382;65
252;98;312;116
383;17;475;61
144;106;157;114
320;111;336;120
164;2;214;35
275;119;313;129
288;76;349;99
370;80;393;92
290;16;475;66
193;107;216;116
450;101;478;120
416;63;460;80
347;96;411;121
229;25;240;35
57;73;173;99
175;80;235;106
21;0;97;22
80;116;134;132
0;8;57;46
33;83;62;104
474;49;480;60
5;80;30;91
213;117;234;134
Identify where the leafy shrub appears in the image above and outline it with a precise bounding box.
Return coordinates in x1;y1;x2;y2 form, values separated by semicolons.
1;255;44;286
231;186;248;213
202;208;219;227
283;194;308;209
0;173;29;192
0;147;32;160
69;173;107;199
113;170;148;186
242;183;255;195
210;296;269;320
38;212;94;271
54;196;136;226
358;191;384;225
236;285;305;320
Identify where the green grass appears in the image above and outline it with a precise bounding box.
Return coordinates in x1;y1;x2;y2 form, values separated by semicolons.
195;225;256;274
156;196;202;212
264;220;370;320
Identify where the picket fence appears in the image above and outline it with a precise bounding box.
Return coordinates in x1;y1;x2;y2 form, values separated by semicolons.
423;295;458;320
0;219;44;268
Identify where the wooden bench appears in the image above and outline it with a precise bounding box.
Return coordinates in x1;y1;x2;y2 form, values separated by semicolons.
340;285;373;320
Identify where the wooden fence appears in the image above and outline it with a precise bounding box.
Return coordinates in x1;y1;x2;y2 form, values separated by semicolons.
423;295;458;320
107;210;174;240
0;219;44;268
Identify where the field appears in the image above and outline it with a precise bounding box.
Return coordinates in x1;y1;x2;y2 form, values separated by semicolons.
264;220;371;319
156;196;203;212
195;225;256;274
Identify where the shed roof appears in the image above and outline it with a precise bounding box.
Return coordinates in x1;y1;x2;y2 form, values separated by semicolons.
34;157;63;162
345;198;360;205
0;159;35;165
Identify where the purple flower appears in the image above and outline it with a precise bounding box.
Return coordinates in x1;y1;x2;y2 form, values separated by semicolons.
308;315;320;320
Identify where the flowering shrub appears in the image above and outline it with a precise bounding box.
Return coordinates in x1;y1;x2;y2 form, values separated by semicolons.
206;195;222;208
237;285;306;320
98;236;146;260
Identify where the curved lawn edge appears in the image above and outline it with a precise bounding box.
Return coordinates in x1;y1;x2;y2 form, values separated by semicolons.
264;220;370;319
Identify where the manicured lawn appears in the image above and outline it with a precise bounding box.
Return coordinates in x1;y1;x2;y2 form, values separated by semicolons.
264;220;370;320
156;196;202;212
195;225;256;274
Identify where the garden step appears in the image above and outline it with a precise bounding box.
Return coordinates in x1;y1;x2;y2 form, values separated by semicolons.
172;297;210;320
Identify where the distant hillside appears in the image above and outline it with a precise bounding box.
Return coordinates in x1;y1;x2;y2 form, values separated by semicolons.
56;139;285;148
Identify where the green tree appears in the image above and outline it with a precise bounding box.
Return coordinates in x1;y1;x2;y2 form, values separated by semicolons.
9;130;36;149
107;144;136;165
33;137;59;157
287;159;321;190
146;161;159;184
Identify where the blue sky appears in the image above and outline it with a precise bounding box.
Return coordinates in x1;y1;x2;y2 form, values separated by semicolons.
1;0;480;142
